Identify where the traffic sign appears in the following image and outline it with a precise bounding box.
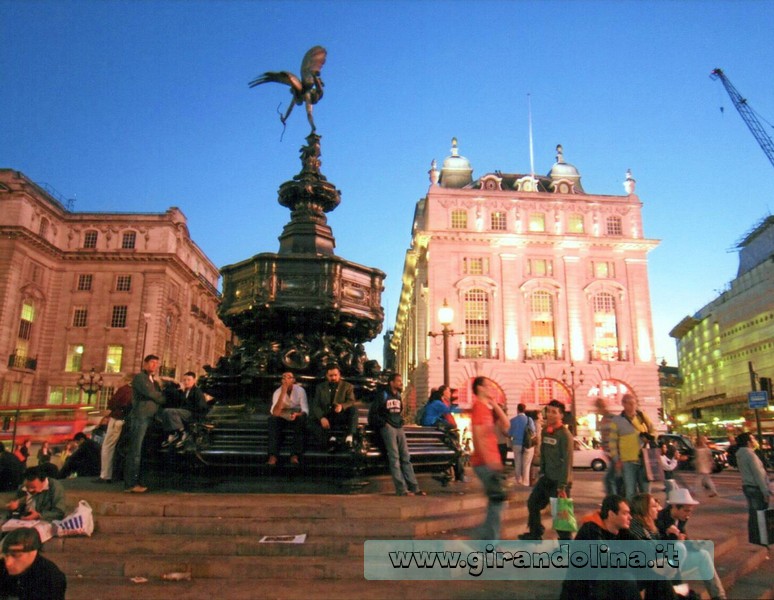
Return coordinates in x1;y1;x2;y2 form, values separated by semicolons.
748;390;769;409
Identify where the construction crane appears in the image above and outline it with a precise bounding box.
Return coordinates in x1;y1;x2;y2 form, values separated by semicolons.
710;68;774;169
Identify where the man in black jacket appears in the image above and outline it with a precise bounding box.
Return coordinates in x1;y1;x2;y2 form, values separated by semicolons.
161;371;210;449
560;494;640;600
0;528;66;600
309;365;358;451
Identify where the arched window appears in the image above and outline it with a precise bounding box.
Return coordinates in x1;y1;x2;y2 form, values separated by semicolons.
39;217;49;238
529;290;556;360
593;292;619;361
463;288;490;358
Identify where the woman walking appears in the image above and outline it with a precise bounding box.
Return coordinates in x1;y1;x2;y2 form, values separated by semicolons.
735;431;771;546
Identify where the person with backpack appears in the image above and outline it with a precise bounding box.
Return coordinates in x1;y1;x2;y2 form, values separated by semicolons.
508;403;536;486
419;386;466;482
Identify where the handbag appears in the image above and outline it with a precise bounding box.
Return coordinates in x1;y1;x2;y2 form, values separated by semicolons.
754;508;774;546
52;499;94;537
551;496;578;532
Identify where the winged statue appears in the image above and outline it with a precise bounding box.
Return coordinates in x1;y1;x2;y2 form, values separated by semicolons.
249;46;327;133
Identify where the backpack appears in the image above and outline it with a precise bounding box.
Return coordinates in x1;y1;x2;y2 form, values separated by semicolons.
522;417;537;449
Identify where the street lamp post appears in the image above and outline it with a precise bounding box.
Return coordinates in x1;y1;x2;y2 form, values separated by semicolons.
78;367;104;406
428;299;460;388
561;362;584;435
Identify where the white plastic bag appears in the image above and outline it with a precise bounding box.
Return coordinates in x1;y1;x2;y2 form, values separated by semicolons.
52;499;94;537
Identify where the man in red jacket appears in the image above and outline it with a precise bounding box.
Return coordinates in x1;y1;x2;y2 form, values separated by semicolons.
95;374;133;483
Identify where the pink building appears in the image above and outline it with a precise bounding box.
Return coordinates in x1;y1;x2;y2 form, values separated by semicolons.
390;141;660;437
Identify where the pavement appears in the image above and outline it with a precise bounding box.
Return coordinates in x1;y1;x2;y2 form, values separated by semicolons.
31;467;774;599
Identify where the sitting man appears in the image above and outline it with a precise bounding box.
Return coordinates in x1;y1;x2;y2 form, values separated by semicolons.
5;466;66;525
161;371;210;449
267;372;308;466
0;528;66;600
57;432;100;479
561;494;640;600
656;488;727;600
309;365;358;451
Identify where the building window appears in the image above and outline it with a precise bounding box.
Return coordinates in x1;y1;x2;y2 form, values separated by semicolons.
593;261;615;278
463;288;490;358
66;344;85;372
463;257;489;275
18;301;35;341
83;230;98;248
105;345;123;373
451;209;468;229
568;213;585;233
529;291;556;359
72;307;88;328
528;212;546;232
110;305;128;328
490;211;507;231
77;274;93;291
606;216;623;236
39;218;49;238
592;293;619;361
121;231;137;249
115;275;132;292
528;259;553;277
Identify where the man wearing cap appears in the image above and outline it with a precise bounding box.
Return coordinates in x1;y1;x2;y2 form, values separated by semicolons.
656;488;727;600
0;528;66;599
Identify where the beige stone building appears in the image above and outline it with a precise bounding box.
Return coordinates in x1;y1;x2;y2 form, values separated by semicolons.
391;141;661;437
0;169;230;423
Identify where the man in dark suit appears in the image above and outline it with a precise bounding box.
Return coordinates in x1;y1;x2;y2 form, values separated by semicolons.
160;371;210;449
309;365;358;451
124;354;166;493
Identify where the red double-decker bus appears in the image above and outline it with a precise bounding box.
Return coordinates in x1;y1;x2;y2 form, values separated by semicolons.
0;406;100;447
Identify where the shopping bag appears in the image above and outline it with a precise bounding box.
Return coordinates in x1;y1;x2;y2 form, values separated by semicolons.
52;499;94;537
552;496;578;532
755;508;774;546
1;519;53;543
642;447;664;482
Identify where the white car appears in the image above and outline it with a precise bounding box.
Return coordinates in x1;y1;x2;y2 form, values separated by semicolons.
573;437;607;471
506;437;608;471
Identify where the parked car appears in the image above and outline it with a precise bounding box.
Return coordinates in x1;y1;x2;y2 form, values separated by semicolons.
508;437;608;471
657;433;726;473
573;437;608;471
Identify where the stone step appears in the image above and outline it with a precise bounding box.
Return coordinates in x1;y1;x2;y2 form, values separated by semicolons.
726;555;774;600
711;541;771;598
63;575;562;600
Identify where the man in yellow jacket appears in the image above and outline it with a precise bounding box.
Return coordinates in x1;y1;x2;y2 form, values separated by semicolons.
608;394;655;499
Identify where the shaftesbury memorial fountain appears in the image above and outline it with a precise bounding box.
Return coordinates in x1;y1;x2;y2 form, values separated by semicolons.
195;47;392;470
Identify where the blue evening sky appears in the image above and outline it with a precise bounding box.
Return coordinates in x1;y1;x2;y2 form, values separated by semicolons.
3;0;774;367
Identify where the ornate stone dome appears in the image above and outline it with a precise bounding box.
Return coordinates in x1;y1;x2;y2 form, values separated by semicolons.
440;137;473;188
548;144;584;193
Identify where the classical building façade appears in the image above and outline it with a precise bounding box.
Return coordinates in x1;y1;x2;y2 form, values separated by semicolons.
390;141;661;437
0;169;230;416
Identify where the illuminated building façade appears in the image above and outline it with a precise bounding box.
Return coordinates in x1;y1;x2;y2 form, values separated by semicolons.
390;141;661;437
0;169;230;423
